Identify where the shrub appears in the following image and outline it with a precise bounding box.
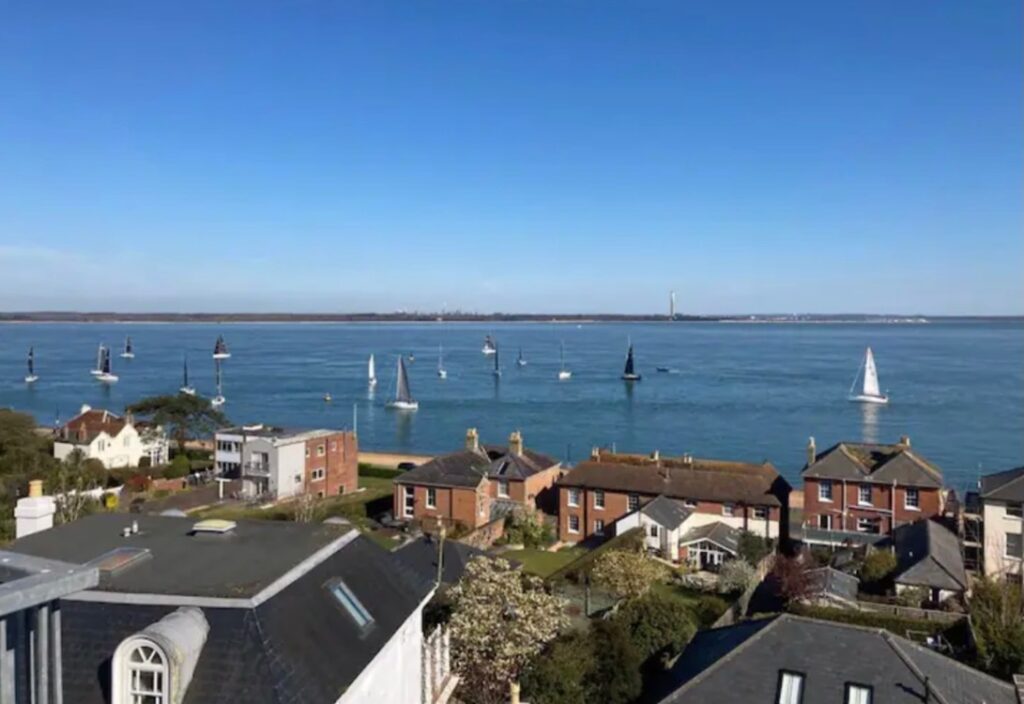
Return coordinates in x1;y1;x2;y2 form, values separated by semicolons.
693;595;730;628
969;578;1024;679
895;586;928;608
163;454;192;479
591;550;668;599
587;619;643;704
102;492;119;510
503;508;555;549
124;473;151;493
860;550;898;584
788;603;950;639
737;531;773;566
718;560;757;594
616;590;696;665
522;631;593;704
358;465;402;480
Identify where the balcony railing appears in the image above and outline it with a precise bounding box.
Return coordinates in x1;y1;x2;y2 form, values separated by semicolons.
242;461;271;477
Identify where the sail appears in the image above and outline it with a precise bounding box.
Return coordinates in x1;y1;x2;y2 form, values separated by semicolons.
125;336;132;353
560;342;566;370
101;347;111;374
95;344;104;371
624;345;636;376
183;357;189;385
396;357;413;403
368;354;376;381
27;347;34;375
438;345;444;371
863;347;881;397
215;360;224;394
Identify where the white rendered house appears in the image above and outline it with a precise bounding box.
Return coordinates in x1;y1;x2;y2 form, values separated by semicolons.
53;405;168;468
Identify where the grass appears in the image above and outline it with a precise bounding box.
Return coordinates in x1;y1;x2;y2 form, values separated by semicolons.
503;546;588;578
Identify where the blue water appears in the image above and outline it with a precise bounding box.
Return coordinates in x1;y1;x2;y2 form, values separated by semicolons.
1;321;1021;490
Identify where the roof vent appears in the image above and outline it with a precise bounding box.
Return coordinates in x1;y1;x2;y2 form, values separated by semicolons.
191;519;236;535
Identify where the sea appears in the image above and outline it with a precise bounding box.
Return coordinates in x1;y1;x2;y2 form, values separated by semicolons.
1;320;1021;491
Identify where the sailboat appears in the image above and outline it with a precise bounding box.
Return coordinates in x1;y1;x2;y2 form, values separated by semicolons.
211;360;226;407
120;336;135;359
492;344;502;378
368;354;378;387
387;356;418;411
180;356;196;396
848;347;888;405
90;344;105;376
437;345;447;379
213;335;231;360
96;347;118;384
621;341;641;381
516;348;527;367
557;341;572;380
482;335;497;355
25;347;39;384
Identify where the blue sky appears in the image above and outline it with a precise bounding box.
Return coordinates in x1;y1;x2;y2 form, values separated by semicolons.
1;1;1020;314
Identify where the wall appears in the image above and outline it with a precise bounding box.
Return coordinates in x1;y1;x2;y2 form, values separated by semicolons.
337;597;428;704
394;483;489;529
803;478;942;535
275;442;306;499
305;432;358;498
982;500;1024;579
55;425;146;469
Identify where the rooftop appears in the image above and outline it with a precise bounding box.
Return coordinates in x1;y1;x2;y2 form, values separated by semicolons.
216;424;343;444
803;439;943;488
10;513;353;599
57;406;129;444
395;432;560;489
888;518;968;592
979;466;1024;503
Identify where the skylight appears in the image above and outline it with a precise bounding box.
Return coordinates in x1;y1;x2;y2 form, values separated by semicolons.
328;579;374;628
86;547;151;575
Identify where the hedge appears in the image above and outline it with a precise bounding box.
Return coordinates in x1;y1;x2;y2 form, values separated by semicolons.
788;603;953;638
358;465;402;480
546;528;644;584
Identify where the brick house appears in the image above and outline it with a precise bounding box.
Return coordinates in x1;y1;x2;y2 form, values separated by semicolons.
393;429;562;530
556;449;790;544
801;435;944;544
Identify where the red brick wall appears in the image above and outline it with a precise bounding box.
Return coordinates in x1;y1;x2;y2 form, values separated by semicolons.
304;431;358;498
393;483;490;529
803;477;941;534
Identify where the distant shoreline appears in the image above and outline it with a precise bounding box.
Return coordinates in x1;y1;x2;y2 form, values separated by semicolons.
0;312;1020;324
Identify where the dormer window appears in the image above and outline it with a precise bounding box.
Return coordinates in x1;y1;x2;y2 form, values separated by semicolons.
113;638;169;704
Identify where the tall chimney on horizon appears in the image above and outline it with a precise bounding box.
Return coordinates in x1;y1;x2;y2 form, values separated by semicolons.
465;428;480;453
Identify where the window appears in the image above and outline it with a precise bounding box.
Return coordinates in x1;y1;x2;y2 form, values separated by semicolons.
776;671;804;704
317;444;325;457
649;525;659;538
426;487;437;508
568;515;580;534
905;487;920;510
305;447;310;458
98;440;106;452
567;488;581;507
311;468;325;481
1005;533;1023;559
857;517;878;534
113;638;169;704
403;486;415;518
845;683;872;704
682;498;697;508
294;475;302;484
627;494;640;512
818;514;833;530
819;480;833;502
594;519;605;535
498;480;510;498
330;441;337;452
328;579;374;629
753;506;769;520
858;485;872;506
722;503;735;517
594;490;605;509
1007;503;1023;519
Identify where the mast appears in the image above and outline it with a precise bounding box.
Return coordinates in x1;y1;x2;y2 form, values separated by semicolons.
215;360;223;396
101;347;111;374
494;345;500;372
95;344;103;371
125;336;132;354
438;345;443;371
560;341;566;371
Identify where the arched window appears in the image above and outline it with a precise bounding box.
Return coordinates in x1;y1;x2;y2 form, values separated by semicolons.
113;637;170;704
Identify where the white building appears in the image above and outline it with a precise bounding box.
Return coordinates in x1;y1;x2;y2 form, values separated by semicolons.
616;495;743;570
966;466;1024;580
53;405;168;468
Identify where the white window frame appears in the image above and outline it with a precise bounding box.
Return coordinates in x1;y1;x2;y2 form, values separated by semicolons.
905;487;920;510
317;444;325;457
594;519;605;536
1006;502;1024;519
753;506;768;520
426;487;437;509
594;489;605;509
722;503;735;517
403;486;415;518
845;683;872;704
858;485;872;506
311;468;325;481
497;480;510;498
818;514;833;530
567;488;581;508
627;494;640;512
568;515;580;534
777;671;804;704
818;480;833;502
649;524;659;538
1005;533;1023;559
112;637;170;704
857;517;877;534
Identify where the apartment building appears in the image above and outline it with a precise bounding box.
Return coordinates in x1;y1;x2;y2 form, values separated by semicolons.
214;424;357;500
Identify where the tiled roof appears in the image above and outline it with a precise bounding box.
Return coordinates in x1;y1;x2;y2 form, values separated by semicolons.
979;466;1024;503
58;408;128;444
802;441;943;488
559;452;788;507
889;519;968;592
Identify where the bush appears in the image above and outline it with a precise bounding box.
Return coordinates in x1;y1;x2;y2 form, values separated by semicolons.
138;456;151;469
895;586;928;608
788;603;951;639
693;595;730;627
737;531;773;566
616;590;697;665
503;509;555;549
522;631;593;704
592;550;669;599
163;454;192;479
547;528;645;583
969;578;1024;679
861;550;898;584
718;560;757;594
124;473;151;493
358;465;402;480
587;619;643;704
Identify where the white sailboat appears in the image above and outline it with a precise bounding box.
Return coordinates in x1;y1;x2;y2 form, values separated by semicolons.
848;347;888;405
25;347;39;384
387;356;418;411
516;347;527;367
211;359;226;407
557;341;572;380
180;355;196;396
482;335;497;355
90;344;105;376
213;335;231;360
120;336;135;359
368;354;378;387
437;345;447;379
96;347;118;384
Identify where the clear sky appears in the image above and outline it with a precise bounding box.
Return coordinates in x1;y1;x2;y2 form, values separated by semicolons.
1;1;1020;314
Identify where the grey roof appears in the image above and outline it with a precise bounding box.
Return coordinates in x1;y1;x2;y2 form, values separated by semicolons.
801;526;888;547
803;441;943;488
0;551;99;617
483;445;560;480
889;519;968;592
10;513;352;598
678;522;741;554
394;449;489;488
393;535;491;585
657;614;1017;704
805;567;859;604
640;496;692;530
54;534;433;704
979;466;1024;503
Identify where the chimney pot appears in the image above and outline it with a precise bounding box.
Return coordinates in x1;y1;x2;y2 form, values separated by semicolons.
465;428;480;452
899;435;911;448
807;436;817;466
590;447;601;461
509;430;524;457
28;479;43;498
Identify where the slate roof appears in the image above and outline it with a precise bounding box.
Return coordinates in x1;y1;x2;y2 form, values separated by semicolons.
559;453;788;507
640;496;692;530
393;535;492;585
657;614;1016;704
10;513;352;598
395;442;559;489
678;522;741;554
53;535;432;704
805;567;859;604
888;519;968;592
979;466;1024;503
803;441;943;488
482;445;560;480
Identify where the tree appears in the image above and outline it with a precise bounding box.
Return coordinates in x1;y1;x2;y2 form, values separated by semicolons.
127;394;228;454
718;559;758;594
969;578;1024;679
772;554;813;604
449;557;567;704
737;530;773;566
163;454;192;479
860;549;898;584
587;618;643;704
616;589;697;665
591;549;667;600
293;492;320;523
0;410;57;540
51;450;103;524
521;631;593;704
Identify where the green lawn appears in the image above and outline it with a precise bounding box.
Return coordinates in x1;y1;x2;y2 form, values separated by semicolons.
503;547;588;578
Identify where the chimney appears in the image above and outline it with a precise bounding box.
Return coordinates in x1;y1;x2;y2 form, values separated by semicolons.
681;453;693;467
508;431;524;457
15;479;56;538
650;450;660;463
806;437;816;466
80;404;91;415
590;447;601;461
899;435;911;448
125;410;135;425
465;428;480;452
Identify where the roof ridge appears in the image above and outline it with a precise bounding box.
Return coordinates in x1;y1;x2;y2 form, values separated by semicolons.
899;449;943;481
836;444;872;475
883;632;953;704
895;631;1019;694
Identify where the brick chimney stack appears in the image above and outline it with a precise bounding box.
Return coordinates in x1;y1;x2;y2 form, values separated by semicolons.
509;431;524;457
465;428;480;453
807;437;816;466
